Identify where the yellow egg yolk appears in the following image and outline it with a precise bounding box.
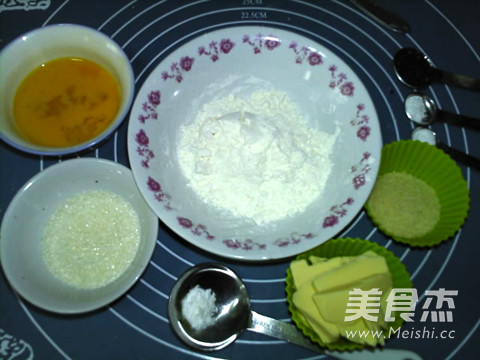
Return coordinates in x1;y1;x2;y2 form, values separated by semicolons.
13;57;121;147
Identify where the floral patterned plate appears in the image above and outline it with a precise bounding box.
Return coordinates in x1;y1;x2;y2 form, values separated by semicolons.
127;26;381;261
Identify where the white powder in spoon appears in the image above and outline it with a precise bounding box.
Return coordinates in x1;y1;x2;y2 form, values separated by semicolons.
178;90;338;224
405;94;429;124
181;285;218;330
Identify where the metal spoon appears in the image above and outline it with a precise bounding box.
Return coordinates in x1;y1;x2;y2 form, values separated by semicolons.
405;93;480;130
350;0;410;33
168;263;423;360
394;48;480;91
411;127;480;170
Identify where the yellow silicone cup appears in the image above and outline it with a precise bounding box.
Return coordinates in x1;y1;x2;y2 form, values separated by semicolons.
286;237;412;351
365;140;470;247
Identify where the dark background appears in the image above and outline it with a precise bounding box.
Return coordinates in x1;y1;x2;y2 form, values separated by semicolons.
1;1;479;359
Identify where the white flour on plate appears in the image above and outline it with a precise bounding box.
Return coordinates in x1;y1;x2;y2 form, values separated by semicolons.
178;90;338;224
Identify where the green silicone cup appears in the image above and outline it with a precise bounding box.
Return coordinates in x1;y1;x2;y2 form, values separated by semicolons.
286;237;412;351
365;140;470;247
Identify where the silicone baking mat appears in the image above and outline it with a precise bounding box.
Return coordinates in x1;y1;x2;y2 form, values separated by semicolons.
1;1;479;359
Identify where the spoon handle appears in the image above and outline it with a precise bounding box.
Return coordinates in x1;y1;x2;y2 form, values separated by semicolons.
350;0;410;33
248;311;323;353
438;70;480;92
248;311;423;360
437;110;480;131
437;142;480;170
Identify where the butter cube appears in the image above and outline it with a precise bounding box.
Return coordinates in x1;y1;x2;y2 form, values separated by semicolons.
308;255;327;264
289;251;393;347
291;257;352;289
312;253;390;293
292;283;340;343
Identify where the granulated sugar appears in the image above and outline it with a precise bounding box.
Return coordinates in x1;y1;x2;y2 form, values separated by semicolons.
178;90;338;224
42;190;140;289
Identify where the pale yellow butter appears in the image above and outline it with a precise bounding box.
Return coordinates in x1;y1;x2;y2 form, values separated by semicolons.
292;283;340;343
291;256;352;289
312;253;390;293
290;251;393;346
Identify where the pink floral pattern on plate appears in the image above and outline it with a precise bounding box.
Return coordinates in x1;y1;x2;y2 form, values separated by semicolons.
138;90;160;124
161;37;235;81
135;129;154;168
223;238;267;251
178;217;215;241
351;152;373;190
289;42;323;66
351;103;371;141
128;28;380;259
147;176;173;211
273;232;315;247
328;64;355;96
198;38;235;61
287;41;355;95
135;90;161;168
242;33;281;53
161;56;195;83
323;198;355;228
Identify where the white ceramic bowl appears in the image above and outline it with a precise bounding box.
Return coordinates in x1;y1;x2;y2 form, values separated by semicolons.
128;26;382;261
0;158;158;314
0;24;134;156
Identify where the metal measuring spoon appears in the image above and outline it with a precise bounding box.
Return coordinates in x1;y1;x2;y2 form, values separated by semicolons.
350;0;411;33
168;263;423;360
405;93;480;130
394;48;480;91
411;127;480;170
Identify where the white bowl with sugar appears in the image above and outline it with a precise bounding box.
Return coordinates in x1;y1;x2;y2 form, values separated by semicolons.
0;158;158;314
